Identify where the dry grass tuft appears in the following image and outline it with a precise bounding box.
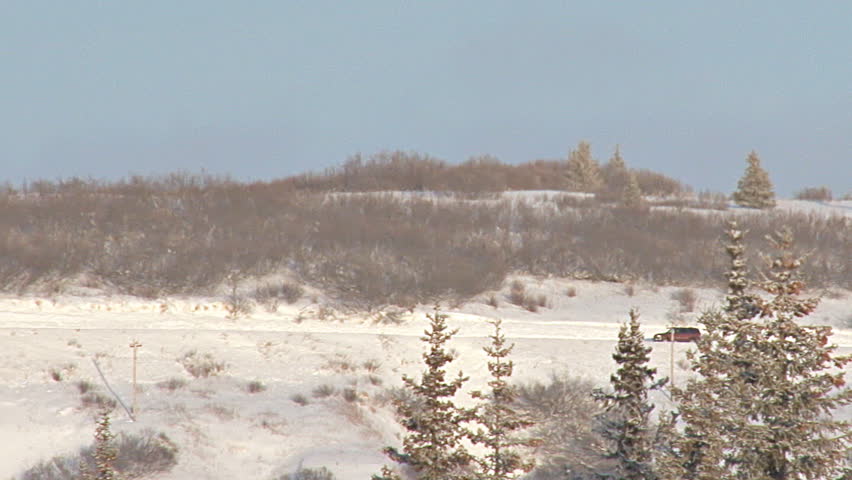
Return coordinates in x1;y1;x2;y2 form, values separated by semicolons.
177;350;227;378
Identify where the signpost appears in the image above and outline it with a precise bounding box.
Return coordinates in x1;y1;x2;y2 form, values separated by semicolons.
129;340;142;416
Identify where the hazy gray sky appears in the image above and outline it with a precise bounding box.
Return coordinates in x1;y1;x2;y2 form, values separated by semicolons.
2;1;850;196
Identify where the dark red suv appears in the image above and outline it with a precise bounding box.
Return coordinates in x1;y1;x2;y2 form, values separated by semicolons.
653;327;701;342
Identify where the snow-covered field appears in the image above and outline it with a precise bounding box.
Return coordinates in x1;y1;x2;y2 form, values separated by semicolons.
2;277;850;479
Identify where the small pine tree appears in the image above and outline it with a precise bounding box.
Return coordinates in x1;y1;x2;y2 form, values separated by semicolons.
469;319;537;480
733;150;776;209
82;409;121;480
620;172;644;209
375;309;473;480
565;141;603;193
594;309;666;480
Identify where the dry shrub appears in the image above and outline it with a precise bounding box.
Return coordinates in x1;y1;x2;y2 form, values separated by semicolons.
80;391;117;412
0;160;847;307
509;280;528;306
795;186;833;202
246;380;266;394
20;430;177;480
75;380;94;394
156;377;188;392
342;387;358;403
291;393;310;406
515;374;611;479
274;466;336;480
633;168;687;197
312;384;336;399
224;273;253;319
671;288;698;313
362;359;381;373
486;293;499;308
255;281;304;310
178;350;227;378
566;286;577;297
49;363;76;382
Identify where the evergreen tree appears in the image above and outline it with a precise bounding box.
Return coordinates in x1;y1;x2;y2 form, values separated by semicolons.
620;173;644;209
375;309;473;480
469;319;537;480
594;309;666;480
733;151;776;209
670;224;851;480
602;146;629;192
565;141;603;193
729;228;851;480
82;409;121;480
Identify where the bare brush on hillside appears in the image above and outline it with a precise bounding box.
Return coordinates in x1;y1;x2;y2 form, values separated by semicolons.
20;424;178;480
0;166;847;305
515;374;611;479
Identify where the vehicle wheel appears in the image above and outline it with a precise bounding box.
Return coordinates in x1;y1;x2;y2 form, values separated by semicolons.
653;334;662;342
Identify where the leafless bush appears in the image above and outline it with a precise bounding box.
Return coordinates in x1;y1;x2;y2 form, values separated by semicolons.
515;374;611;479
254;281;304;310
48;363;76;382
671;288;698;313
362;359;381;373
75;380;94;394
524;296;540;313
224;272;253;319
633;168;687;197
566;286;577;297
96;430;178;479
342;387;358;403
156;377;188;392
291;393;310;406
274;466;337;480
795;186;833;202
0;163;847;307
20;429;177;480
177;350;227;378
312;384;336;399
246;380;266;394
80;391;118;412
509;280;528;306
486;293;499;308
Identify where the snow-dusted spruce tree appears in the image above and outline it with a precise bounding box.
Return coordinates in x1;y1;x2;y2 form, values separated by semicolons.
600;145;630;199
732;150;776;209
621;173;644;209
669;223;852;480
374;309;473;480
82;409;121;480
729;228;851;480
594;309;666;480
469;318;538;480
565;141;603;193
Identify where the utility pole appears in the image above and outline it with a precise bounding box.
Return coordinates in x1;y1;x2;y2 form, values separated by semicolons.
670;330;675;389
129;340;142;417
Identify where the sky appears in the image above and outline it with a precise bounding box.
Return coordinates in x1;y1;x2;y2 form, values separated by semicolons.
2;1;850;197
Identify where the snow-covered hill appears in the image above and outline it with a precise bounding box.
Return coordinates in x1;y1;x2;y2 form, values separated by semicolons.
2;277;850;479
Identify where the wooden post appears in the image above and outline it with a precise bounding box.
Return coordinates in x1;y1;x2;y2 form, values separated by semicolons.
669;327;675;389
129;340;142;416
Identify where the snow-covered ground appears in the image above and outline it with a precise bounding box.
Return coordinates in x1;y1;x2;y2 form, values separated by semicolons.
2;278;850;479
